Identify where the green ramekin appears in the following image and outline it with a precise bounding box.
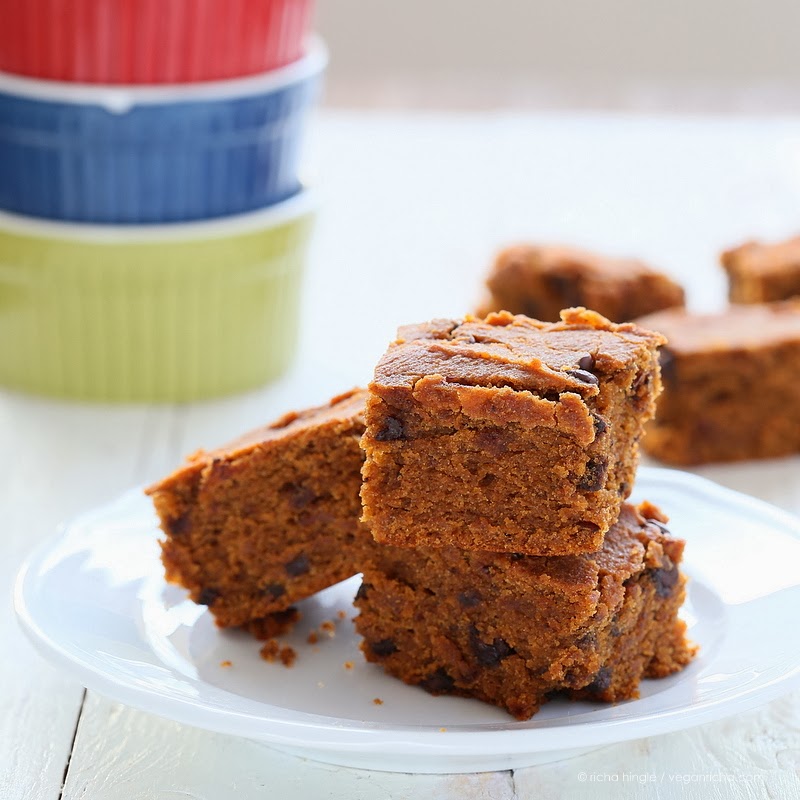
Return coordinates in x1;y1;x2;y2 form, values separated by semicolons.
0;191;315;401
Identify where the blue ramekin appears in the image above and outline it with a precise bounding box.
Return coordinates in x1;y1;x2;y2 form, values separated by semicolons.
0;39;326;224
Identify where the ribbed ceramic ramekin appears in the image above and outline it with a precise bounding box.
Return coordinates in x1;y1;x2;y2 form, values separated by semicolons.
0;190;316;402
0;0;314;84
0;39;326;223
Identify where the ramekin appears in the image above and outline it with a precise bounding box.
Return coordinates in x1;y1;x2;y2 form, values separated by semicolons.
0;0;314;84
0;190;316;401
0;39;326;223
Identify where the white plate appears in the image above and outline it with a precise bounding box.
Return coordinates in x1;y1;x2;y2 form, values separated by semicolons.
14;467;800;774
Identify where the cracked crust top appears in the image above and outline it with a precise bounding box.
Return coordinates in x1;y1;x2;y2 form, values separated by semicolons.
145;388;367;496
375;308;665;395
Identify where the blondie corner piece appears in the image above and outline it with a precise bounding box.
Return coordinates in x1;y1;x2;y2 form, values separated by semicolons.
146;389;373;629
721;236;800;304
355;502;696;720
639;301;800;464
477;244;684;322
361;308;665;555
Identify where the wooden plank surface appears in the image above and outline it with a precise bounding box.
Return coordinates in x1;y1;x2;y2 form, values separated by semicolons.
515;692;800;798
4;111;800;798
0;396;155;800
62;696;516;800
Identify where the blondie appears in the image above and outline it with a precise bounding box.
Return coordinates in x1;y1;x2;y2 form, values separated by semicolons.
361;308;664;555
722;236;800;304
147;389;374;629
479;244;684;322
355;502;695;720
640;302;800;464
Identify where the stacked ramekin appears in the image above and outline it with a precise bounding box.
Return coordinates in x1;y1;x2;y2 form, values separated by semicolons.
0;0;324;401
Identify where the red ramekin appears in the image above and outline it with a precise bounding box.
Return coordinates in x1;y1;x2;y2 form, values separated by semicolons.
0;0;314;84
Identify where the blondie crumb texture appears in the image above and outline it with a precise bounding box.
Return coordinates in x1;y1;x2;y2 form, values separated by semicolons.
361;309;665;555
722;237;800;304
639;302;800;464
478;244;684;322
146;389;374;629
355;502;695;720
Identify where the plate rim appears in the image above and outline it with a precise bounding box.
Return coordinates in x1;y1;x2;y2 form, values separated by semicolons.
14;466;800;758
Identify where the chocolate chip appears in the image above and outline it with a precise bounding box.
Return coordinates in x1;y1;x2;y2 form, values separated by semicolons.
567;369;599;386
287;485;316;510
427;321;460;340
469;625;515;667
648;519;670;535
587;666;613;692
562;669;581;687
284;553;310;577
592;414;608;436
457;589;482;608
169;512;192;536
355;581;372;601
578;521;601;533
262;583;286;599
374;417;405;442
198;588;219;607
631;370;651;393
577;631;597;649
578;354;595;372
651;565;679;598
577;457;609;491
210;458;233;479
618;481;631;497
659;347;676;385
369;638;398;657
544;273;582;307
420;668;455;694
475;430;508;458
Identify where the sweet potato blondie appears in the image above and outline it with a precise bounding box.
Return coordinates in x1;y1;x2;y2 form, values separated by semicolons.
361;308;665;555
147;389;374;629
639;302;800;464
722;236;800;303
478;244;684;322
355;501;695;720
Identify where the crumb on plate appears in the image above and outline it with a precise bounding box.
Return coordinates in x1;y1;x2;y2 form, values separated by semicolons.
260;639;280;662
259;640;296;667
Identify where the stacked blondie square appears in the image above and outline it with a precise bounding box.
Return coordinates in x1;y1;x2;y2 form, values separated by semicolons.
148;307;695;720
356;308;694;718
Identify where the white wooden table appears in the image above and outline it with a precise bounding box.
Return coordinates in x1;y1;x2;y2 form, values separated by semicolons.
3;111;800;799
